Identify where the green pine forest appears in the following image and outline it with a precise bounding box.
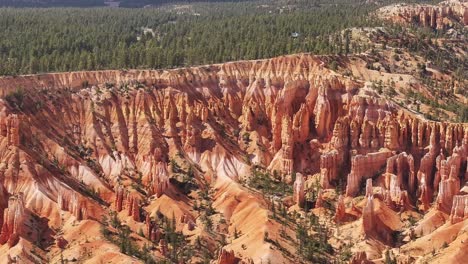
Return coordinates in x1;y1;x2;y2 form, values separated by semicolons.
0;0;442;76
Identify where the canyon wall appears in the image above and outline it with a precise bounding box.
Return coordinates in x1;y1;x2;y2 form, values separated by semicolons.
0;53;466;261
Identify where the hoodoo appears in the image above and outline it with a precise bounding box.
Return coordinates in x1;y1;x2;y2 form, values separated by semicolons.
0;50;465;264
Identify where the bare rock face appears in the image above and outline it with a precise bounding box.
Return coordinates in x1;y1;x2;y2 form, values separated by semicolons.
346;151;393;197
385;174;410;210
365;178;373;197
384;118;400;150
115;185;125;212
146;214;161;242
334;195;346;223
435;165;460;212
417;145;439;211
5;114;20;147
281;117;294;175
350;251;371;264
385;152;414;190
148;161;170;198
450;195;468;224
293;173;305;208
58;190;90;221
0;53;465;262
362;195;391;245
377;1;468;29
159;239;168;257
362;195;375;238
0;193;25;247
292;104;311;142
314;84;333;139
126;195;141;222
131;197;140;222
330;117;350;154
315;189;324;208
56;236;68;249
320;150;338;189
216;248;239;264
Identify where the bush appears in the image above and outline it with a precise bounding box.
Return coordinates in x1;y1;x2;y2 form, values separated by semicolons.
5;88;25;111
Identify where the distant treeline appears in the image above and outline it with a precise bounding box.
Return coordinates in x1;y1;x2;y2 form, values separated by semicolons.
0;0;443;8
0;0;256;8
0;1;381;76
0;0;103;7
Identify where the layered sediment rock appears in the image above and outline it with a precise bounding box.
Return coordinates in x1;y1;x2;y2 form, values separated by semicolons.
159;239;168;256
320;150;338;189
115;185;125;212
362;195;396;244
334;195;346;223
378;1;468;29
350;251;372;264
449;195;468;224
126;195;141;222
217;248;239;264
293;173;305;207
435;165;460;212
362;195;375;238
146;214;161;242
346;151;393;197
0;52;465;262
315;189;324;208
58;192;89;221
0;193;25;247
281;117;294;175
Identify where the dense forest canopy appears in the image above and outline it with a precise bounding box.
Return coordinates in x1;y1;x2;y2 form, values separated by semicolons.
0;0;444;76
0;0;444;8
0;3;378;75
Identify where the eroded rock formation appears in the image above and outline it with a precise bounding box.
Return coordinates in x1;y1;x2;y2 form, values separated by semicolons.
450;195;468;224
346;151;393;197
217;248;239;264
0;52;464;263
293;173;305;207
378;0;468;29
0;193;25;247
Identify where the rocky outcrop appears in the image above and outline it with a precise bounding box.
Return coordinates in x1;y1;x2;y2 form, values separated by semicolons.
159;239;168;257
449;195;468;224
435;165;460;212
346;151;393;197
115;185;125;212
417;143;439;210
384;174;410;210
152;162;170;198
350;251;372;264
281;117;294;175
0;194;25;247
320;150;338;189
126;195;140;222
216;248;239;264
314;83;333;139
58;192;88;221
56;236;68;249
293;173;305;208
0;112;21;147
362;196;391;245
385;152;415;192
362;195;375;238
146;214;161;242
0;52;464;262
384;118;400;150
6;115;20;147
365;178;373;197
378;1;468;30
334;195;346;223
315;189;324;208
